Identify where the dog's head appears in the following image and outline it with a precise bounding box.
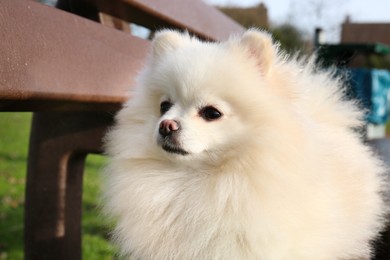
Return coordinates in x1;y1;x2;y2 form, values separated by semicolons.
116;30;283;164
154;86;242;160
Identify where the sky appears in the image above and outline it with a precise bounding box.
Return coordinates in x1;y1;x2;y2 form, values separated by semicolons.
204;0;390;42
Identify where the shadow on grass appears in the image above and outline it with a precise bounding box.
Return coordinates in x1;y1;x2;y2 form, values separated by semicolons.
0;204;24;259
0;152;27;162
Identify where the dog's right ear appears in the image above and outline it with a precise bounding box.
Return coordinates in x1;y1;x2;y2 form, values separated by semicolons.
239;29;277;76
152;30;188;58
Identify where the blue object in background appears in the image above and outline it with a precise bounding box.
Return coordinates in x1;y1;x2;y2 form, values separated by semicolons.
346;69;390;124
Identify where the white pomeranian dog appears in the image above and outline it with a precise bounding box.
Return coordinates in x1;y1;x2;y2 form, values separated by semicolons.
103;29;387;259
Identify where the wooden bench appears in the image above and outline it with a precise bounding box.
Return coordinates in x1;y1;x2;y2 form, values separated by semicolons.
0;0;243;259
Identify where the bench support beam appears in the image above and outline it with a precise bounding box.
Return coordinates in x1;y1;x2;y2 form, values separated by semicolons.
24;112;113;260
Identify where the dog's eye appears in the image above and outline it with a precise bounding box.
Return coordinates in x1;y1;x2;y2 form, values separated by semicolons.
199;106;222;121
160;101;173;115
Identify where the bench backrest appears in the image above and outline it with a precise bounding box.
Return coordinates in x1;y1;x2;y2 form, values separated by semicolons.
0;0;244;111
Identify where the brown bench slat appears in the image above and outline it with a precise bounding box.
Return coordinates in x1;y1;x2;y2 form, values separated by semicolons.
0;0;149;111
0;0;244;112
83;0;244;41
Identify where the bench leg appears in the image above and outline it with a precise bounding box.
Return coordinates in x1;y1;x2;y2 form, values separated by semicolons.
24;112;113;260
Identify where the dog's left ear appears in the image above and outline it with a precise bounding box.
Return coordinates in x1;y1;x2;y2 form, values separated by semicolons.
240;29;277;75
152;30;189;59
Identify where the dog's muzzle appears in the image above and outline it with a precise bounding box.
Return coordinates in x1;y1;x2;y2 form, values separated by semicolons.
158;120;189;155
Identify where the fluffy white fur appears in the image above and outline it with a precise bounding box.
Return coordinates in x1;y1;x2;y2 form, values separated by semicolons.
103;29;387;259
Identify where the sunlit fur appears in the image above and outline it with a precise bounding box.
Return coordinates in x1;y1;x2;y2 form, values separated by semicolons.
103;29;387;260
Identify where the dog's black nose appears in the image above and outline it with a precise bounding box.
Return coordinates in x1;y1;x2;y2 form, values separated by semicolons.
159;120;180;137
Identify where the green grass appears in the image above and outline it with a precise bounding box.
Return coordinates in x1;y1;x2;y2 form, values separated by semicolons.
0;113;117;259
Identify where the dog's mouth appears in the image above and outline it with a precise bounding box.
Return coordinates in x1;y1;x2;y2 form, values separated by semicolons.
161;143;189;156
